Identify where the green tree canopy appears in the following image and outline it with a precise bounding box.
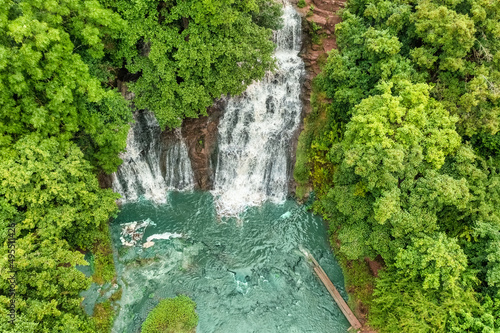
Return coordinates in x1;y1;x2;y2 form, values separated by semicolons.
0;0;131;172
0;135;119;331
318;0;500;139
103;0;281;129
302;0;500;331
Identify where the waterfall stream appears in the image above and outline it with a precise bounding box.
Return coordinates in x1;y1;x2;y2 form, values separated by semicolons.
212;3;304;216
97;3;350;333
112;110;194;203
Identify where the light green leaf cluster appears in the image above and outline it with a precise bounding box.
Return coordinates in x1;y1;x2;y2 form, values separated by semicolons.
141;295;198;333
0;1;131;331
305;0;500;331
0;136;119;331
0;0;131;172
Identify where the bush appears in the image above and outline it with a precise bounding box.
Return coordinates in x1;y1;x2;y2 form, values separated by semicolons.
297;0;306;8
92;224;116;285
141;295;198;333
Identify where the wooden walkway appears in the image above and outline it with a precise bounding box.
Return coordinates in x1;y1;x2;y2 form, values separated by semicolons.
306;252;362;331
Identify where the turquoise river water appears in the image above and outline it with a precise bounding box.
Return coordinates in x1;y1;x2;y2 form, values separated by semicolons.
108;191;350;332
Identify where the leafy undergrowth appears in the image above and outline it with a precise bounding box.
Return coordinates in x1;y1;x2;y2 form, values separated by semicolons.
294;83;330;200
92;287;122;333
93;301;115;333
330;233;378;332
92;223;116;285
89;223;118;332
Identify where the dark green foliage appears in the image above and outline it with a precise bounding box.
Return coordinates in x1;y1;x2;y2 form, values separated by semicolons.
371;270;496;333
251;0;284;30
0;0;131;172
329;232;376;314
297;0;306;9
92;224;116;285
0;136;119;331
103;0;281;129
471;132;500;159
0;1;130;331
0;135;119;249
294;84;331;198
141;295;198;333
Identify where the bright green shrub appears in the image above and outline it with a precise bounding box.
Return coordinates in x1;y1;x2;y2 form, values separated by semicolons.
141;295;198;333
297;0;306;8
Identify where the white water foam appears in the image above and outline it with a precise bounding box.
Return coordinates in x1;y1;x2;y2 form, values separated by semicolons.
146;232;183;243
212;3;304;216
112;111;194;204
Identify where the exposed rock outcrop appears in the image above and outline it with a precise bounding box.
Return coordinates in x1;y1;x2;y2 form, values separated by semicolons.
288;0;345;196
295;0;345;103
180;99;226;191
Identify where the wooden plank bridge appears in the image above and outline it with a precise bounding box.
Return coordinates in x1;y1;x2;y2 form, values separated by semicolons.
305;251;362;331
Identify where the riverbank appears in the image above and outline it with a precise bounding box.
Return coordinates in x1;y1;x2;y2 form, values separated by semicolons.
291;0;379;331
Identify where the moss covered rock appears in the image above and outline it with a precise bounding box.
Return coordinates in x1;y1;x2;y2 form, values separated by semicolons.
141;295;198;333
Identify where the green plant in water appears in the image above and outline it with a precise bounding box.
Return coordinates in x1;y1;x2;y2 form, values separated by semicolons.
93;300;115;333
141;295;198;333
109;288;123;302
297;0;306;8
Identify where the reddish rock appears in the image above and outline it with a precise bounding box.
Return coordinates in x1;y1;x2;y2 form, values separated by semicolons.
323;38;337;53
289;0;346;196
312;0;343;12
309;14;327;27
98;171;113;189
180;99;226;190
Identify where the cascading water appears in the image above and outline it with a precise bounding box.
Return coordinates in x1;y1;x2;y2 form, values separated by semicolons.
112;110;194;203
212;3;304;216
94;3;350;333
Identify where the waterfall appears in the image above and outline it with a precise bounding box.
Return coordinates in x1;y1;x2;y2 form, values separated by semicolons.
212;3;304;216
112;110;194;203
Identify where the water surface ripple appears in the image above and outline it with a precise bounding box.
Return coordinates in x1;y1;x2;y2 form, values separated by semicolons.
111;192;349;333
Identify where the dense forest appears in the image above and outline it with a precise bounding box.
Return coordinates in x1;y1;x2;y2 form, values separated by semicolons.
295;0;500;331
0;0;281;331
1;0;500;332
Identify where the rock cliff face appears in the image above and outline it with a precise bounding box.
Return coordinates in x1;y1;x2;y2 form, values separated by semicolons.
288;0;345;195
179;99;226;190
294;0;345;110
98;78;224;191
101;2;346;195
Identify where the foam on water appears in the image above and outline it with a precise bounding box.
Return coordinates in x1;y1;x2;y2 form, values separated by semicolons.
212;3;304;216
